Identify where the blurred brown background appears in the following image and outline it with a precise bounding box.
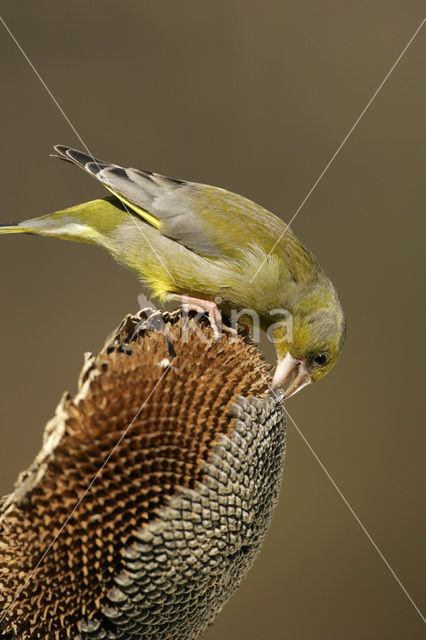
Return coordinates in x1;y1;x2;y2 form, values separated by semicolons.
1;2;425;638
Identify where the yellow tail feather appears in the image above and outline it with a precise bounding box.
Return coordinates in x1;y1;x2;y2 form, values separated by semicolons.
0;225;28;234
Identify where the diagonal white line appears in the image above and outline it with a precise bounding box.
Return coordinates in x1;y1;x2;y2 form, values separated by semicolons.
0;15;177;285
1;18;86;155
283;406;426;624
0;364;172;626
247;354;425;623
250;16;426;283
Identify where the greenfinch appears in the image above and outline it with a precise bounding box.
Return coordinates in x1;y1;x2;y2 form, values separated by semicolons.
0;146;345;397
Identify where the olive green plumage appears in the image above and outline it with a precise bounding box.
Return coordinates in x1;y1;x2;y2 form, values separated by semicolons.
0;146;345;396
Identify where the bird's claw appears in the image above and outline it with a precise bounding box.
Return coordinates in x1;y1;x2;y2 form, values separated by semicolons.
168;294;235;341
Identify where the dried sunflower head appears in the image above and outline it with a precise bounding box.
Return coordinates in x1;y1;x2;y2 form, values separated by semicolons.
0;309;286;640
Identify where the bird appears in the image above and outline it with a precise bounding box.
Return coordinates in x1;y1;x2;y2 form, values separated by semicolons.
0;145;345;397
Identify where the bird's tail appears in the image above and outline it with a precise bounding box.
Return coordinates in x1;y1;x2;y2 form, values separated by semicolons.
0;213;92;241
0;223;29;234
0;198;124;245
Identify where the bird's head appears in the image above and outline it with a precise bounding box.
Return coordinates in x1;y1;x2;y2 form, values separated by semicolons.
271;281;345;398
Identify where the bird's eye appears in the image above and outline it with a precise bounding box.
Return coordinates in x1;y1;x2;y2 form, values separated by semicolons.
313;353;329;367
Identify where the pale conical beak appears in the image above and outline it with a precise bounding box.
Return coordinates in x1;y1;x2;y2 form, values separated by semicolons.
271;352;311;399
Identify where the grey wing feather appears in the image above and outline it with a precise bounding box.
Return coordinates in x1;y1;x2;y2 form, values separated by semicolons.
53;145;221;255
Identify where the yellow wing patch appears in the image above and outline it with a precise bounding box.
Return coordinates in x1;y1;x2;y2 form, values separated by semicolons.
106;187;161;230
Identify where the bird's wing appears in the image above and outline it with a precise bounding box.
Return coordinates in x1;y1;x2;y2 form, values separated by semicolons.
53;145;286;258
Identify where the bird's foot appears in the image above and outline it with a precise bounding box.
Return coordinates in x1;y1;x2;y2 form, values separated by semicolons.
167;294;236;340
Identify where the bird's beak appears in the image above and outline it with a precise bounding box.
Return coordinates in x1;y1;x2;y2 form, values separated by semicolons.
271;352;311;399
